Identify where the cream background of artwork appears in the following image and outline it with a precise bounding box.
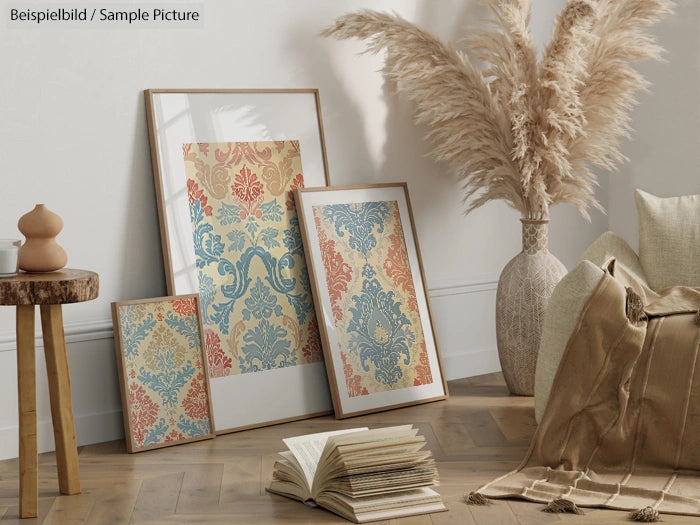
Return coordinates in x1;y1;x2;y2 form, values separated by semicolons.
0;0;696;459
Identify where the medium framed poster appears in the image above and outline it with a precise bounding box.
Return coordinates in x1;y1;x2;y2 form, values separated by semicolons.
295;183;448;418
145;89;332;432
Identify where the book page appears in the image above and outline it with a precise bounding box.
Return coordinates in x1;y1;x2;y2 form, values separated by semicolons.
283;428;368;489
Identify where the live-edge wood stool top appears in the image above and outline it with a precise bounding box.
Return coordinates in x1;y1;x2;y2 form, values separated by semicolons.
0;269;99;519
0;269;99;305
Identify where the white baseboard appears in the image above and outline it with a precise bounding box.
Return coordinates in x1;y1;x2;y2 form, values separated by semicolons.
0;409;124;461
0;318;114;352
442;348;501;381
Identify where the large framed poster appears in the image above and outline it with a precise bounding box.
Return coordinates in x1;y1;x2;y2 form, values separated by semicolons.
295;183;448;418
145;89;332;432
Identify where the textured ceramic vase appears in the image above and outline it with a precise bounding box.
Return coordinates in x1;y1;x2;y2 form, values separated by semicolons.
496;219;567;396
17;204;68;272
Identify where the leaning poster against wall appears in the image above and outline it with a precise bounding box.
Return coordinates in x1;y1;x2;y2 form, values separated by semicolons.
111;295;215;452
294;183;448;418
145;89;333;432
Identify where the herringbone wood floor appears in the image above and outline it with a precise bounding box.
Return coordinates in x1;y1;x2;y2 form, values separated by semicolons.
1;373;697;524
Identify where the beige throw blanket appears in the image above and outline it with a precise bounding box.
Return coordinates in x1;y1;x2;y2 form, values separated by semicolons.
475;260;700;518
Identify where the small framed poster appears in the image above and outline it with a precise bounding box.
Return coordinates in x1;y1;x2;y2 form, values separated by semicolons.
111;295;214;452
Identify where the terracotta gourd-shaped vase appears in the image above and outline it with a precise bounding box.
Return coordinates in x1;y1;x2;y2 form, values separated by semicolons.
17;204;68;272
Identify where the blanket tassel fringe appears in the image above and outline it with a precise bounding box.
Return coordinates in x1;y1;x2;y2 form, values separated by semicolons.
465;492;491;505
629;506;660;522
625;287;647;323
542;498;584;515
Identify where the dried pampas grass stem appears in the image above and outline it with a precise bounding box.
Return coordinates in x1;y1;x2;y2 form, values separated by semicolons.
322;0;673;220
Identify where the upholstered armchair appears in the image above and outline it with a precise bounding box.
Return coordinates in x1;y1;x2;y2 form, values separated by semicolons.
534;189;700;422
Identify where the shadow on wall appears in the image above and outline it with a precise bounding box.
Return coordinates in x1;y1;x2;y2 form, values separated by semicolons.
285;7;378;188
380;1;496;261
119;92;168;302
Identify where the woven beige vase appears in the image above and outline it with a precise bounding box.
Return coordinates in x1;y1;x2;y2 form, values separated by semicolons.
496;219;567;395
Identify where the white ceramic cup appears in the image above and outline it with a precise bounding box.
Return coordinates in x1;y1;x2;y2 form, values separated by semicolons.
0;239;21;277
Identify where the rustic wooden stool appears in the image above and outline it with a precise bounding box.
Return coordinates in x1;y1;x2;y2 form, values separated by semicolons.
0;269;99;518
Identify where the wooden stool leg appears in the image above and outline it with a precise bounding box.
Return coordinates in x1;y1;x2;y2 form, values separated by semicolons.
17;305;38;518
40;304;81;496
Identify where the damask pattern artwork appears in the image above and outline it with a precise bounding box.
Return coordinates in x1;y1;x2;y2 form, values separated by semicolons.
112;295;214;452
183;141;322;379
312;200;433;397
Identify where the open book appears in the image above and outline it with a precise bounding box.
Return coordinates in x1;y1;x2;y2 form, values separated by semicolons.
266;425;447;523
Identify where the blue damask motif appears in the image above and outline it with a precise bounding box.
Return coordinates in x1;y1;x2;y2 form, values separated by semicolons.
239;319;295;373
321;202;392;258
164;311;200;350
242;277;283;321
177;415;211;437
260;199;283;222
198;274;216;326
120;306;156;359
347;278;415;387
191;200;225;269
141;418;168;447
216;202;243;225
137;351;196;408
362;264;376;279
283;217;304;257
210;246;309;334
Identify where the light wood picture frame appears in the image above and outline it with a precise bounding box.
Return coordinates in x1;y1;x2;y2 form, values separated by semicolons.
145;89;333;433
111;295;215;452
294;183;448;418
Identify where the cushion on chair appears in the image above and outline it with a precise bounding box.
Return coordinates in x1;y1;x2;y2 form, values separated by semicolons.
578;231;649;288
534;259;605;423
635;189;700;291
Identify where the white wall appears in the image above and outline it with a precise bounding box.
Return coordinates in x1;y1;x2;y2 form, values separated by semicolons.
0;0;695;459
607;1;700;248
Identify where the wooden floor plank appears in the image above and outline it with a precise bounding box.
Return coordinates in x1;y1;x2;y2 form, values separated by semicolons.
43;492;96;525
84;483;142;525
129;472;184;523
1;497;54;524
174;464;223;513
467;499;520;525
219;456;261;502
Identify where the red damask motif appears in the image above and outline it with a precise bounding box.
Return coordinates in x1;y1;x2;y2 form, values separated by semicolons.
301;318;323;363
232;165;263;203
164;429;186;442
285;173;304;211
412;340;433;386
205;329;232;378
172;297;197;317
182;372;210;420
187;179;213;216
314;214;352;322
383;209;418;312
231;165;264;219
127;383;159;445
197;143;209;155
341;352;369;398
